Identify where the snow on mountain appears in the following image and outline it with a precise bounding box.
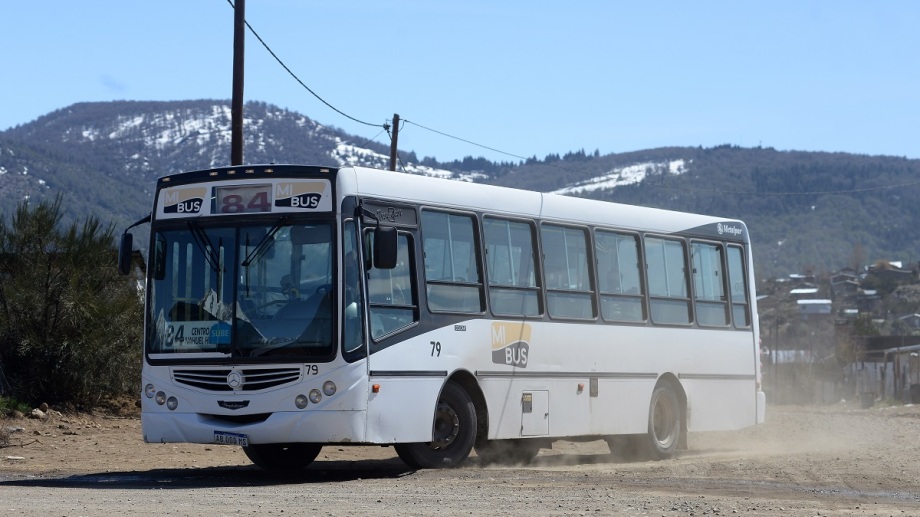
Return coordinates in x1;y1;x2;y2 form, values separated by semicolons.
331;137;456;179
79;106;235;149
552;159;688;195
74;102;459;179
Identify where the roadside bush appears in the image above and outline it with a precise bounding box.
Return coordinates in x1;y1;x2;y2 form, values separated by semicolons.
0;395;30;415
0;196;143;405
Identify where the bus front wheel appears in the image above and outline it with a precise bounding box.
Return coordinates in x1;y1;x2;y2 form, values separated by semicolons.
394;382;476;469
243;443;322;471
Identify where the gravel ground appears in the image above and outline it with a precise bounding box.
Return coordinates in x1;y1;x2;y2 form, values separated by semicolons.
2;403;920;516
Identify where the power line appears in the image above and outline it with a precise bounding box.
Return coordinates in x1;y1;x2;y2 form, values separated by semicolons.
226;0;381;128
356;127;389;151
225;2;919;198
223;2;607;176
404;118;920;196
403;119;531;162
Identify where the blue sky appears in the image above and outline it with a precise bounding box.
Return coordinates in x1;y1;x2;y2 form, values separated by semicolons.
2;1;918;162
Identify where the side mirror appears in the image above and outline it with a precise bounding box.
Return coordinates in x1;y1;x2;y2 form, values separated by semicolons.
373;226;398;269
118;233;133;275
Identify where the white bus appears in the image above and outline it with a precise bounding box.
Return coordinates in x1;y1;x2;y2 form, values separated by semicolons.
119;164;765;470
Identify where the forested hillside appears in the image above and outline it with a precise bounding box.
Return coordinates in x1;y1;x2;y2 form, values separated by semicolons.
1;100;918;279
590;146;920;279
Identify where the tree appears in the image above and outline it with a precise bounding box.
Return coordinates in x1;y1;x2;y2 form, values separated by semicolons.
0;196;143;404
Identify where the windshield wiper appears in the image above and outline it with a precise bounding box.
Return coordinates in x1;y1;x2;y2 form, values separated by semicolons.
187;221;222;273
241;217;288;268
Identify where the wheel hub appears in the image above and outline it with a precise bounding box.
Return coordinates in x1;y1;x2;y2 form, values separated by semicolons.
429;401;460;449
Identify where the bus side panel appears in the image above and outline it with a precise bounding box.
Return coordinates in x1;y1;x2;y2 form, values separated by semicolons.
479;377;655;440
682;378;758;432
588;379;656;435
482;323;759;439
365;377;443;443
364;325;484;444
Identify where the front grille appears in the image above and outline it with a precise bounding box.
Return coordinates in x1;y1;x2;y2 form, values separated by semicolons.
172;367;302;392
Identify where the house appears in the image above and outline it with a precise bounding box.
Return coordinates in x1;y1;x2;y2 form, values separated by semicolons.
797;299;832;320
867;261;914;284
788;273;817;285
830;270;859;300
857;288;882;315
790;287;819;300
898;314;920;329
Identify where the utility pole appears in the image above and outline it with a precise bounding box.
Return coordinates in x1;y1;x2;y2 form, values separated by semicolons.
388;113;400;171
230;0;245;165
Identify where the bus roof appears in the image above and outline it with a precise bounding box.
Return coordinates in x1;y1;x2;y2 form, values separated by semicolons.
345;166;747;241
153;164;748;242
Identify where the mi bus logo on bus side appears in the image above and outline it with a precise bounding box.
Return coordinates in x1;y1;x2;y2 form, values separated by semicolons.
491;322;531;368
163;187;206;214
274;182;324;209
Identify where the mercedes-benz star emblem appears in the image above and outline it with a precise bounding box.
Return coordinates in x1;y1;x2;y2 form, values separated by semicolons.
226;370;244;389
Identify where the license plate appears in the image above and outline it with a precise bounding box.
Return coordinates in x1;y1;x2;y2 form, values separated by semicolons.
213;431;249;447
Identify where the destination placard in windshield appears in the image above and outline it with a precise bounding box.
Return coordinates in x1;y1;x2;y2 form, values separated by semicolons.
156;179;331;219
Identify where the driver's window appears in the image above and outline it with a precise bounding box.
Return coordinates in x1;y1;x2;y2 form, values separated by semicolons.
342;221;365;354
368;232;417;342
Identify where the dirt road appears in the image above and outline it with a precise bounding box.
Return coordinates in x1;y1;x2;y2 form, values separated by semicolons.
2;403;919;516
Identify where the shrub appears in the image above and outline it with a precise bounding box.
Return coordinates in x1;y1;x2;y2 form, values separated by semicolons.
0;196;143;405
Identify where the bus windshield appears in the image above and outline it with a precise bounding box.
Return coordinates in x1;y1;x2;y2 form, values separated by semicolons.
146;220;336;361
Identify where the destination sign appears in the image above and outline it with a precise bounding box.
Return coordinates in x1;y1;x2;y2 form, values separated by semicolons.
156;179;332;219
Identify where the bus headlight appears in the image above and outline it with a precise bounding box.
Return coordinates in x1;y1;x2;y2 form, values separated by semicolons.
294;394;309;409
155;391;167;405
166;396;179;411
323;381;337;396
145;384;156;398
309;389;322;404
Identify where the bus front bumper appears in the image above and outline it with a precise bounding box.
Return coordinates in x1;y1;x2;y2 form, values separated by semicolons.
141;409;368;445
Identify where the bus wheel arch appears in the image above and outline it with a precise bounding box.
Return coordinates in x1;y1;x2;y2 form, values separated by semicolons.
448;370;489;449
393;374;480;469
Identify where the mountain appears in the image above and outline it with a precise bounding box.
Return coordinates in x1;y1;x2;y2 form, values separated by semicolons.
2;100;919;280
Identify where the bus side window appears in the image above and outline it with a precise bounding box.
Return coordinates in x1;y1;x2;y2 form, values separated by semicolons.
541;224;595;320
691;241;729;327
483;217;541;317
645;236;692;325
596;230;645;322
727;245;751;328
368;233;418;341
421;210;484;314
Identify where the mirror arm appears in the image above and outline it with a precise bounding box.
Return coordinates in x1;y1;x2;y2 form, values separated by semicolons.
354;205;380;228
123;213;151;235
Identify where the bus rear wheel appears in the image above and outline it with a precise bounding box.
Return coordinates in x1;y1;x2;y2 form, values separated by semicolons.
394;382;476;469
645;382;681;459
243;443;322;471
605;383;682;461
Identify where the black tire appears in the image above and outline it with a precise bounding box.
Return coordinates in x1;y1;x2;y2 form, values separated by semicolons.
243;443;322;471
394;382;476;469
645;382;682;459
475;439;541;466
